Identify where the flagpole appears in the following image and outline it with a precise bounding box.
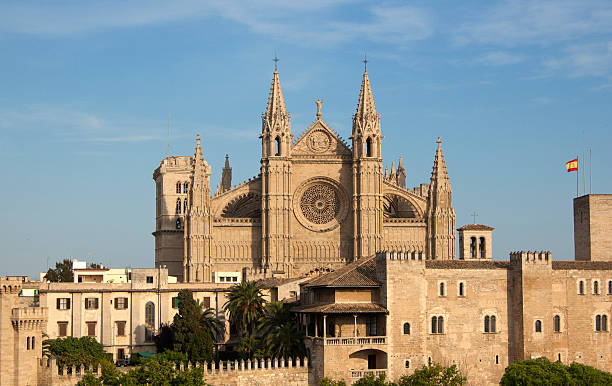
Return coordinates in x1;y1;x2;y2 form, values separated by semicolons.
590;148;592;195
576;155;579;197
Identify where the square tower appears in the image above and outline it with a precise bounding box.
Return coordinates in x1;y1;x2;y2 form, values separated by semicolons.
457;224;494;260
574;194;612;261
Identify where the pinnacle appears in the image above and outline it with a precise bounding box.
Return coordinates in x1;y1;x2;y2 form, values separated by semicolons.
264;68;288;121
224;154;230;168
430;137;449;182
355;70;377;120
397;156;405;171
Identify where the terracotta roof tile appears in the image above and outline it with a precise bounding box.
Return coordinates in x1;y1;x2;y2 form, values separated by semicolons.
552;261;612;270
304;257;379;288
293;302;388;314
457;224;495;231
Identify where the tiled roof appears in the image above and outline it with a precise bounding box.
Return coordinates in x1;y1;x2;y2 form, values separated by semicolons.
457;224;495;231
293;302;388;314
552;261;612;270
426;260;510;269
304;257;379;288
257;276;305;289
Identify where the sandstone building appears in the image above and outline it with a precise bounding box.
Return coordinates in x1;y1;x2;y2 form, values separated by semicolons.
153;67;456;283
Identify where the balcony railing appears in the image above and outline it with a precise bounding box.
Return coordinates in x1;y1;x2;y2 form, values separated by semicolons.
350;369;387;379
324;336;386;345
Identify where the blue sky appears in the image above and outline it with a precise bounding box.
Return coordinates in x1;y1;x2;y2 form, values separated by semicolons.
1;0;611;277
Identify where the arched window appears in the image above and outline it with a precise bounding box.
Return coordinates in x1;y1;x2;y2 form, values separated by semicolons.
431;316;437;334
470;237;476;258
437;316;444;334
479;237;485;258
439;282;445;297
176;182;181;193
484;316;490;333
366;137;373;157
535;320;542;333
275;136;281;156
183;199;188;213
176;218;182;230
579;281;584;294
403;322;411;335
603;315;608;332
405;360;410;368
26;336;30;350
183;182;189;193
594;281;599;294
31;336;35;350
145;302;155;342
459;282;464;297
608;280;612;295
554;315;561;332
491;316;496;333
596;315;602;331
496;355;499;365
176;199;181;214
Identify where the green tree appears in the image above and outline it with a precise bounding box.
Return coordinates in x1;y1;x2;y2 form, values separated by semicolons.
224;281;265;337
43;258;74;282
43;337;109;367
238;335;260;358
568;362;612;384
398;363;466;385
353;373;396;386
320;378;348;386
259;301;293;335
266;322;306;359
171;289;215;363
199;306;224;342
500;358;572;385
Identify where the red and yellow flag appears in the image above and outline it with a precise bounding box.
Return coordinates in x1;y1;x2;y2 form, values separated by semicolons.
566;158;578;172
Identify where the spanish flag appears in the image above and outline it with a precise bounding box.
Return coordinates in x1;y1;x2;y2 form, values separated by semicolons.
566;158;578;172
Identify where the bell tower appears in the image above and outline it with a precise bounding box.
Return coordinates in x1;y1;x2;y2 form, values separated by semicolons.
260;67;292;275
351;66;384;260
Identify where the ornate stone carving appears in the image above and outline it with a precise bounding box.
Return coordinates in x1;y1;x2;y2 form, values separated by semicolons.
307;130;331;153
293;178;348;232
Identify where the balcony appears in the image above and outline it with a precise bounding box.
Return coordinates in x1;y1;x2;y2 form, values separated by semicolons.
350;369;387;379
325;336;386;346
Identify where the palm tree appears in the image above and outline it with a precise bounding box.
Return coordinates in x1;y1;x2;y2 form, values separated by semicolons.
265;322;306;359
258;301;294;335
223;280;265;337
199;307;224;342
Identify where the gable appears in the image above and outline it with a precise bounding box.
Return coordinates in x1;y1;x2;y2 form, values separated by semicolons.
291;120;352;159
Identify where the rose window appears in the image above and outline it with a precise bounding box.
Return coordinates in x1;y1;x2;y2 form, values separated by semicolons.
299;184;340;224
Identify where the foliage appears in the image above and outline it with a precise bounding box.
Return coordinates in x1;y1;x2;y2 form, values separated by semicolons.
154;323;174;353
78;356;207;386
320;377;348;386
170;289;216;363
224;280;265;337
238;335;260;358
353;373;396;386
43;258;74;282
265;321;306;359
43;337;109;367
398;363;466;385
500;357;612;385
259;301;294;335
199;306;224;342
160;349;189;365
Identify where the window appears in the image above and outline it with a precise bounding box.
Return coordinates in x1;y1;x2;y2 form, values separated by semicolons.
554;315;561;332
470;237;476;258
596;315;608;332
176;182;181;193
57;298;70;310
535;320;542;333
403;322;411;335
608;280;612;295
87;322;96;337
58;322;68;337
145;302;155;342
594;280;600;295
117;348;125;360
146;276;154;284
496;355;499;365
176;218;182;230
405;360;410;369
85;298;99;310
172;297;179;309
219;276;225;282
579;280;584;295
27;336;30;350
116;321;126;336
275;136;280;156
183;199;188;213
115;297;128;310
176;198;181;214
201;297;211;309
31;336;35;350
366;137;373;157
458;282;465;297
479;237;485;258
484;315;496;333
431;316;444;334
183;182;189;193
439;282;445;297
366;316;377;336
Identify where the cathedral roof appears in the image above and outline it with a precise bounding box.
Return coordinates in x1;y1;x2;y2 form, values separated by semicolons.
304;256;379;288
457;224;495;231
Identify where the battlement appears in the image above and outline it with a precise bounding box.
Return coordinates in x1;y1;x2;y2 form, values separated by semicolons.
510;250;552;264
1;277;27;294
11;306;48;331
376;250;426;262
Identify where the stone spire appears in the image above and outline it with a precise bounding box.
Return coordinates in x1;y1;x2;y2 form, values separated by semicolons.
352;69;380;136
262;69;290;135
390;161;396;182
429;137;451;193
219;154;232;193
384;166;389;179
396;156;406;188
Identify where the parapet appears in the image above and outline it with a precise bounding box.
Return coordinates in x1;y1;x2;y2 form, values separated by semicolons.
376;250;427;262
510;251;552;265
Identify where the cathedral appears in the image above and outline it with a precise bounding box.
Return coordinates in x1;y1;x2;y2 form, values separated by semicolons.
153;67;456;283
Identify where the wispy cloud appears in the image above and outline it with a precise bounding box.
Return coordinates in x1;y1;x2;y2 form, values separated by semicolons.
471;51;524;66
543;42;612;78
0;1;434;47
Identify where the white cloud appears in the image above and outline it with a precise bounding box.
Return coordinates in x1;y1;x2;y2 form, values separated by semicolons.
471;51;524;66
543;42;612;77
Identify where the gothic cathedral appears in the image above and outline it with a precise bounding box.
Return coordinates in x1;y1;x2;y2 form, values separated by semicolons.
153;68;456;283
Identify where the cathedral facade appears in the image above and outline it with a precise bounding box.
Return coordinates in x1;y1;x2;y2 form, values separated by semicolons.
153;68;456;283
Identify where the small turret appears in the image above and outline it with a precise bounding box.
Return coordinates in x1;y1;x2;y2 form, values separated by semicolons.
217;154;232;194
396;156;406;188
